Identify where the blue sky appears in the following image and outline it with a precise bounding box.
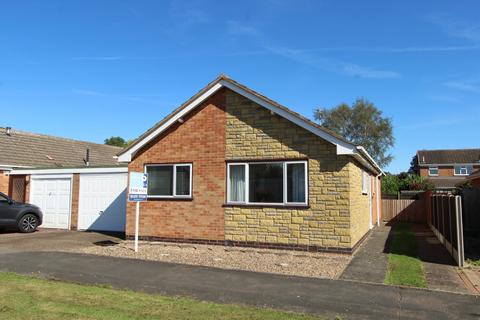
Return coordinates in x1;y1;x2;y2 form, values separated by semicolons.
1;1;479;173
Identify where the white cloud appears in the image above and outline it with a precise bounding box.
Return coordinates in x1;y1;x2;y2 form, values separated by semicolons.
226;20;259;36
426;13;480;43
265;45;401;79
444;81;480;93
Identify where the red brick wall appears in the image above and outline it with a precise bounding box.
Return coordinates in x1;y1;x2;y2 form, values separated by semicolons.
126;89;226;240
471;177;480;188
420;165;480;177
0;170;9;195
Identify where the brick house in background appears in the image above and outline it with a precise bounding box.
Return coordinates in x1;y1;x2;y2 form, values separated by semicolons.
416;149;480;190
118;75;384;253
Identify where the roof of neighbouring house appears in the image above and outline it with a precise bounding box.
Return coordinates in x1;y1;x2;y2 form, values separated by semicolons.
428;177;467;189
417;149;480;165
117;74;384;175
468;169;480;181
0;127;123;169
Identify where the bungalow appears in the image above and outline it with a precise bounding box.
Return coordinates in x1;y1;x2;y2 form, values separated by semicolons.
0;128;127;231
118;75;384;253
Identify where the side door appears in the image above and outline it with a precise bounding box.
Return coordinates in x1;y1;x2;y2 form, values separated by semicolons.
0;193;19;226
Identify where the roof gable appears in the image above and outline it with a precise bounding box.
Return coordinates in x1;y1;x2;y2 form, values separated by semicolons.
118;75;383;174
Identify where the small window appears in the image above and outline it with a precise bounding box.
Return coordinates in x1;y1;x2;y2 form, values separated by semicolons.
227;161;307;205
361;171;369;195
454;165;473;176
428;167;439;176
145;164;192;198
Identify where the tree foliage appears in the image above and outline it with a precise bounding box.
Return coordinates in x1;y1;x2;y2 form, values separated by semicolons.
381;172;434;195
314;98;394;168
408;155;419;174
104;136;127;148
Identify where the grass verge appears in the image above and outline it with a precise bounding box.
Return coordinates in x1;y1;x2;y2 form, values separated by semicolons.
0;272;324;320
384;222;427;288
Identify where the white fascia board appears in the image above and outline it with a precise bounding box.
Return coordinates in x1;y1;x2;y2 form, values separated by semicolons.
10;167;128;175
31;173;74;180
355;146;384;175
117;82;224;162
220;80;357;154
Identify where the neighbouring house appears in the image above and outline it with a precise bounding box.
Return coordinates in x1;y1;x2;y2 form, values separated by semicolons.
415;149;480;190
467;170;480;188
118;75;384;253
0;127;127;231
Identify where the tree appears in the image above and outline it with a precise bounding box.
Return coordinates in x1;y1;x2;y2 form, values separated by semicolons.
314;98;394;168
381;174;400;195
408;155;419;174
104;136;127;147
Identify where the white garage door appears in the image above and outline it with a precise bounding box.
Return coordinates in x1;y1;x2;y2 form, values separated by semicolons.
78;173;127;232
30;176;72;229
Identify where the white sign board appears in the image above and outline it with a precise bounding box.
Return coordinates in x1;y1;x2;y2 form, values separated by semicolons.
128;172;148;202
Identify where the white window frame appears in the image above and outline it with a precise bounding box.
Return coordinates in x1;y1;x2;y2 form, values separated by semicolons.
226;160;308;206
454;165;472;176
428;166;439;176
144;163;192;199
361;171;369;195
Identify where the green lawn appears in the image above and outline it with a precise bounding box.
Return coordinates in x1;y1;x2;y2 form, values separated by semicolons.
0;273;324;320
384;222;427;288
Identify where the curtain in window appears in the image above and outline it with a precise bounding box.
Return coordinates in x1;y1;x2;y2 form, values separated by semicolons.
287;163;305;203
229;165;245;202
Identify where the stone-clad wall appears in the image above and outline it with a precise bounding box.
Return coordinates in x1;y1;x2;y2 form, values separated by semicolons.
348;162;371;246
0;170;9;195
224;90;354;249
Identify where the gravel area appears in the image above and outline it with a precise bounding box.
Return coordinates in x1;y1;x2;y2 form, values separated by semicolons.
76;240;351;279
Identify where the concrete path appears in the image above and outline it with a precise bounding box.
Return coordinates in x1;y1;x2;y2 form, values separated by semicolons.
412;224;470;294
340;225;390;283
0;251;478;320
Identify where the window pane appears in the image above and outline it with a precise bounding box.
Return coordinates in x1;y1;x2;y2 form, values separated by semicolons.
287;163;305;203
466;165;473;175
229;165;245;202
147;166;173;196
429;167;438;175
249;163;283;203
175;166;191;196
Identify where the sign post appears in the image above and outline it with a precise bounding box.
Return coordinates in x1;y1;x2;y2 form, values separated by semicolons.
128;172;148;253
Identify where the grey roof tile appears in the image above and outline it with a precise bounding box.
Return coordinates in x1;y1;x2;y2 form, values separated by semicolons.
0;127;122;168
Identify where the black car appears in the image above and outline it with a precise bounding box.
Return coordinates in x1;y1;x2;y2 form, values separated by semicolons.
0;192;43;233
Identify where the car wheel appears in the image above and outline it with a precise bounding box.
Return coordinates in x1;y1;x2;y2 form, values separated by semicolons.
18;214;39;233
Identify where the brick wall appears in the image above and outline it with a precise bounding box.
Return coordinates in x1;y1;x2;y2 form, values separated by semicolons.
420;165;480;177
0;170;9;195
224;90;354;249
349;162;371;246
126;89;227;240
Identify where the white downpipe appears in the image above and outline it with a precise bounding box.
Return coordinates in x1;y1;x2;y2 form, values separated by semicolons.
376;173;382;226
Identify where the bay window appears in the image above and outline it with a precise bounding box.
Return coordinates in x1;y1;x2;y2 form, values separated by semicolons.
145;163;192;198
227;161;308;205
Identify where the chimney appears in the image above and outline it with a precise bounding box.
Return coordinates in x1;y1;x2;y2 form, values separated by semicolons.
5;127;12;136
85;148;90;167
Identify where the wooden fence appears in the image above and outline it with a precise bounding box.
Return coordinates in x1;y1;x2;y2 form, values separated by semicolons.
429;194;464;267
461;188;480;234
381;197;426;223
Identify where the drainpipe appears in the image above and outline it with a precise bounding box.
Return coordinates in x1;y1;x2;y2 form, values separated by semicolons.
375;173;382;226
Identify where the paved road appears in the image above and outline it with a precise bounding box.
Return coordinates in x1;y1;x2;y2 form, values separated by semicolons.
0;250;478;320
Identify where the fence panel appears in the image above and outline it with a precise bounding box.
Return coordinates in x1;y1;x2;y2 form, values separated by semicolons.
381;198;426;223
461;188;480;234
428;194;464;267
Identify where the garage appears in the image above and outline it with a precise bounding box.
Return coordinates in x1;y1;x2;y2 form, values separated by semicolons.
29;175;72;229
78;173;127;232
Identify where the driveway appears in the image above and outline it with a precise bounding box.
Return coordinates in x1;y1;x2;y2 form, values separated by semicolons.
0;228;121;254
